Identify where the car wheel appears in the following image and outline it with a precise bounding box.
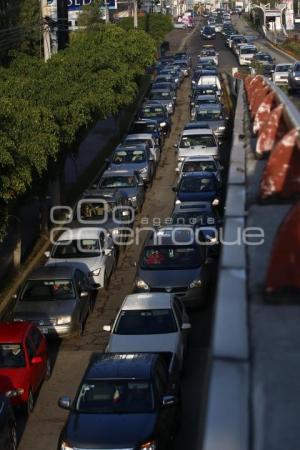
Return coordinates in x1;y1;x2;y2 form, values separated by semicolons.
103;271;109;291
45;358;51;380
25;389;34;415
9;422;17;450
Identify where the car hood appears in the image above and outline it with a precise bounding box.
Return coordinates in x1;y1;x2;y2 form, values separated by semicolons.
13;300;76;319
138;267;202;288
46;256;103;273
107;332;178;354
178;146;219;157
63;411;157;448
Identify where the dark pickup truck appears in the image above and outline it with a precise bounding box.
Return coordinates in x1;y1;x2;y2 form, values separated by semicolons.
57;352;181;450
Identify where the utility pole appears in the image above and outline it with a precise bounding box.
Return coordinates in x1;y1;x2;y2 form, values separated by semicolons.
41;0;52;61
104;0;110;23
134;0;138;28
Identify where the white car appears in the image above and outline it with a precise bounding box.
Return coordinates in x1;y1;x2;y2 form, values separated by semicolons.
103;292;191;369
197;75;221;93
45;228;116;289
123;133;161;164
175;128;219;164
273;63;293;85
238;44;257;66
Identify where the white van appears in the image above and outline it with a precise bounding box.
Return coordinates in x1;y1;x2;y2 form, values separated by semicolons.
238;44;257;65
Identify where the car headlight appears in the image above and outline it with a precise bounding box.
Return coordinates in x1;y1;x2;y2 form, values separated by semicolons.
189;278;202;289
175;199;181;205
178;156;185;162
135;279;150;290
141;441;157;450
139;167;148;174
6;388;24;398
192;80;196;84
212;198;219;206
57;316;72;325
160;121;167;127
91;268;102;276
61;442;74;450
168;102;173;109
130;196;137;202
218;126;226;131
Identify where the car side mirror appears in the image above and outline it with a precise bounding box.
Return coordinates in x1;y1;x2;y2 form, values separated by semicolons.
80;291;89;298
44;251;50;258
102;325;112;332
31;356;43;365
58;396;72;410
181;322;191;330
162;395;176;407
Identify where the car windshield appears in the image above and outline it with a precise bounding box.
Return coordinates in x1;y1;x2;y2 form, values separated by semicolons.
172;211;216;226
196;108;222;120
131;123;156;133
76;380;154;414
294;64;300;71
21;279;75;301
195;96;216;104
241;48;256;54
256;54;271;61
150;91;172;100
275;65;291;72
115;309;177;334
0;344;26;368
182;160;217;172
180;135;216;147
196;87;216;95
201;50;215;56
203;27;214;32
112;150;146;164
99;176;136;188
141;107;165;118
179;177;215;192
142;245;201;269
52;239;101;258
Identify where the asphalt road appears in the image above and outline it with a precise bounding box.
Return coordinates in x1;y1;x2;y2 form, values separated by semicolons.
16;27;239;450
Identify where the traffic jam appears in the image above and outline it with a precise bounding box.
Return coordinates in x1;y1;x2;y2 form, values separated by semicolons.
0;10;247;450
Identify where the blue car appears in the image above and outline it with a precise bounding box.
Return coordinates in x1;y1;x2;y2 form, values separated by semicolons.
173;171;220;205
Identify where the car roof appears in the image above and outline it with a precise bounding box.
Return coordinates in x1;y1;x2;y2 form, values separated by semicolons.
125;133;153;140
196;103;221;110
101;169;137;177
0;322;32;343
173;201;213;213
85;352;158;380
181;171;216;178
28;265;75;280
122;293;173;310
182;128;214;135
183;155;216;162
58;228;100;241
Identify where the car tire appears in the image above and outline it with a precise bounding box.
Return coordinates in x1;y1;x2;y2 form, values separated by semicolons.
9;422;17;450
25;389;34;415
45;358;51;380
103;271;109;291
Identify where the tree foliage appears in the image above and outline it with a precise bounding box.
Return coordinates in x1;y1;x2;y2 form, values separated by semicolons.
118;13;174;45
0;24;156;240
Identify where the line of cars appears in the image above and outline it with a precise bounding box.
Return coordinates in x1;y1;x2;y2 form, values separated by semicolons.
0;51;208;450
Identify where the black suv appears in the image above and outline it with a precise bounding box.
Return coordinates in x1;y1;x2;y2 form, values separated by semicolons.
0;394;17;450
57;353;180;450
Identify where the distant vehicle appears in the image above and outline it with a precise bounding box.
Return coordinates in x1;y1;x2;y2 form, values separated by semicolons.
0;322;50;414
196;75;221;94
191;84;220;100
288;61;300;92
129;119;163;146
103;292;191;370
273;63;293;85
199;48;219;65
201;26;216;39
252;52;275;78
191;94;220;118
175;128;219;162
238;44;257;65
98;169;145;212
135;226;210;307
176;155;223;186
192;103;227;141
148;88;176;115
123;133;161;164
137;103;171;135
46;228;116;289
58;353;181;450
13;266;95;337
0;394;17;449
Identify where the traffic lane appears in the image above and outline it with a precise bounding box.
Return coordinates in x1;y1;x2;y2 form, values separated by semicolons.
16;45;195;450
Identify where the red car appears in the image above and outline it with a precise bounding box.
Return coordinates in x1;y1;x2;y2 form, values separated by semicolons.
0;322;50;414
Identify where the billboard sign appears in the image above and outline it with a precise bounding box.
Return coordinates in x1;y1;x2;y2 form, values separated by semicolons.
67;0;117;10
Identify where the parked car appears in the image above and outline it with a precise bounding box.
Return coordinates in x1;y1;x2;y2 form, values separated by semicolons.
176;155;223;186
135;226;210;307
273;63;293;85
191;84;220;101
97;169;145;212
137;103;171;135
0;322;50;413
57;352;181;450
201;26;216;39
192;103;227;141
288;61;300;91
103;292;191;369
148;88;176;115
173;171;220;205
0;394;17;449
46;228;116;289
175;127;219;163
108;144;155;185
12;266;94;337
